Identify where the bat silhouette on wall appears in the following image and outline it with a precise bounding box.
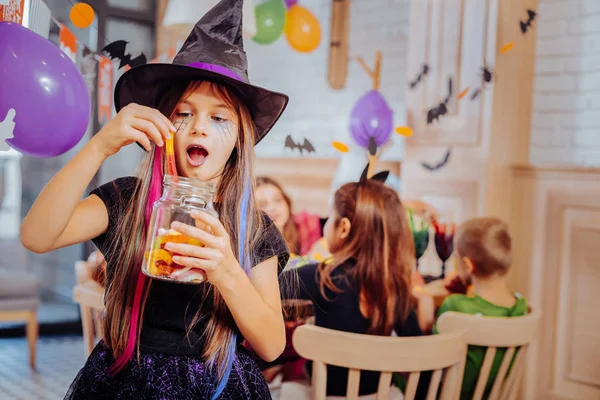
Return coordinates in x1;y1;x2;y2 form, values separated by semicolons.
421;148;451;172
409;64;429;89
520;9;537;34
284;135;316;155
426;78;453;124
471;63;494;100
102;40;147;70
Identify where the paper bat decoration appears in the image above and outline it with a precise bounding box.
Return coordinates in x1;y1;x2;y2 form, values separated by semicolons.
471;64;494;100
102;40;147;70
426;78;453;124
421;148;451;172
409;64;429;89
284;135;316;155
520;9;536;34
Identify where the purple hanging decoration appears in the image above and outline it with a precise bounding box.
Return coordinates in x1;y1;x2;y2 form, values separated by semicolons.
349;89;394;152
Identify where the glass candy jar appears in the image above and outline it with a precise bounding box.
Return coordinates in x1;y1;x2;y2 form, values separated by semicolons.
142;175;218;284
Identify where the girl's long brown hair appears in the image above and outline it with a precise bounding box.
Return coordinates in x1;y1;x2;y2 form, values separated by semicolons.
256;176;299;253
318;180;415;335
102;80;263;380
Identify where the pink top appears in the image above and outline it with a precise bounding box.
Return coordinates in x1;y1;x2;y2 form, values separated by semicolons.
293;211;323;255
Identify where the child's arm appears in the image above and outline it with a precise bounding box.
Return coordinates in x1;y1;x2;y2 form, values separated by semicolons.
219;258;286;362
412;288;435;333
20;140;109;252
21;104;174;253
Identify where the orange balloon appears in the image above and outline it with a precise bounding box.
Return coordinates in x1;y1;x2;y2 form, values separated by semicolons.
70;3;95;29
285;5;321;53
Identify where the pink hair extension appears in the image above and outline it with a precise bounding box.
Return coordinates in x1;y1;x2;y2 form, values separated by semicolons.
146;147;164;222
108;148;163;375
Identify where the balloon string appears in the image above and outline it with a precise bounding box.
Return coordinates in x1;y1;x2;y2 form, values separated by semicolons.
356;50;382;91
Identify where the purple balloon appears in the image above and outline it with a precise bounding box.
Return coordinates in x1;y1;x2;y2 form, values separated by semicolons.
0;22;91;158
349;90;394;150
285;0;298;8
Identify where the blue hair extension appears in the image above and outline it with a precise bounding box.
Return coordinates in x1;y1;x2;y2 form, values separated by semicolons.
210;175;252;400
238;174;252;273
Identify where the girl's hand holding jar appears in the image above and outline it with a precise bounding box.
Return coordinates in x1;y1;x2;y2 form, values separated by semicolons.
165;209;239;286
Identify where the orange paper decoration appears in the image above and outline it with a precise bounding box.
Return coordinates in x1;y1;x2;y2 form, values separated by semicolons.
395;126;413;136
332;141;349;153
500;42;515;54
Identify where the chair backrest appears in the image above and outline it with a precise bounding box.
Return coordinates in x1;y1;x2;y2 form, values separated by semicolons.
0;240;29;271
436;310;541;400
292;324;468;400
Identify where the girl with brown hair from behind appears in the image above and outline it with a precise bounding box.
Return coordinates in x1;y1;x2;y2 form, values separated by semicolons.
281;179;428;397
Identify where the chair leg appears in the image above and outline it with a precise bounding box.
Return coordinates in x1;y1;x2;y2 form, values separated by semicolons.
26;310;38;370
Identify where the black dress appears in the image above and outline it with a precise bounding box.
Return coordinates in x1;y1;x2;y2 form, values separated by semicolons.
281;261;425;397
65;177;290;400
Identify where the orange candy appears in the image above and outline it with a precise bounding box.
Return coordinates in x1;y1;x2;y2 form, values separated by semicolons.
146;231;203;277
148;262;174;277
145;248;172;265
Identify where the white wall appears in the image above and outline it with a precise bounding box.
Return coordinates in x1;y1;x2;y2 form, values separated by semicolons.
531;0;600;166
246;0;410;160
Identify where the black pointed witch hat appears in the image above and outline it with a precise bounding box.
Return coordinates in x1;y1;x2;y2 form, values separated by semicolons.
113;0;288;144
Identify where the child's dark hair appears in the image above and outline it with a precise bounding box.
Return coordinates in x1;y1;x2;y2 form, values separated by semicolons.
455;217;512;277
317;180;415;335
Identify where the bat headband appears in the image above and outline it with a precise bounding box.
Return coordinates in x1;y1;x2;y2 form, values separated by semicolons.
112;0;289;145
353;162;390;203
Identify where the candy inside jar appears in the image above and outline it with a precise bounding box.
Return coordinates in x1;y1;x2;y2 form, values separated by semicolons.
142;175;217;284
143;229;207;283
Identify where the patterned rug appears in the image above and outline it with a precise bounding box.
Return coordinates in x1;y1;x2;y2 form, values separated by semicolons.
0;336;86;400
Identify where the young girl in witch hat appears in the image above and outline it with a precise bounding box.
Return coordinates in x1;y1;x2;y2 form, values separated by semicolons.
21;0;290;398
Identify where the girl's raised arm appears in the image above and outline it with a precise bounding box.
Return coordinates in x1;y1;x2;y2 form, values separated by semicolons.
20;104;175;253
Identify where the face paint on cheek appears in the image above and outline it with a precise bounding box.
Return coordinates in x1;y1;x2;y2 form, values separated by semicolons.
173;115;193;136
211;119;236;142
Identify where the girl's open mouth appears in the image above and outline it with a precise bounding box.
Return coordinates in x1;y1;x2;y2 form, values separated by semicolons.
186;145;209;167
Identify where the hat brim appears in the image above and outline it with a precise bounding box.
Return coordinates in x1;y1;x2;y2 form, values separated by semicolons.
114;63;289;145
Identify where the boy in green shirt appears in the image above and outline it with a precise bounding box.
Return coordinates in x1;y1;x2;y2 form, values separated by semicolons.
434;217;528;399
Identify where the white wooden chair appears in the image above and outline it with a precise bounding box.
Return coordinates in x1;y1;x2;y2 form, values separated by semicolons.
292;324;468;400
436;310;541;400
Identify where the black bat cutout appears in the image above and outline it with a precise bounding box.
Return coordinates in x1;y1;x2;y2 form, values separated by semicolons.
520;9;536;34
409;64;429;89
421;148;451;171
284;135;316;155
426;77;453;124
102;40;147;70
470;63;494;100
